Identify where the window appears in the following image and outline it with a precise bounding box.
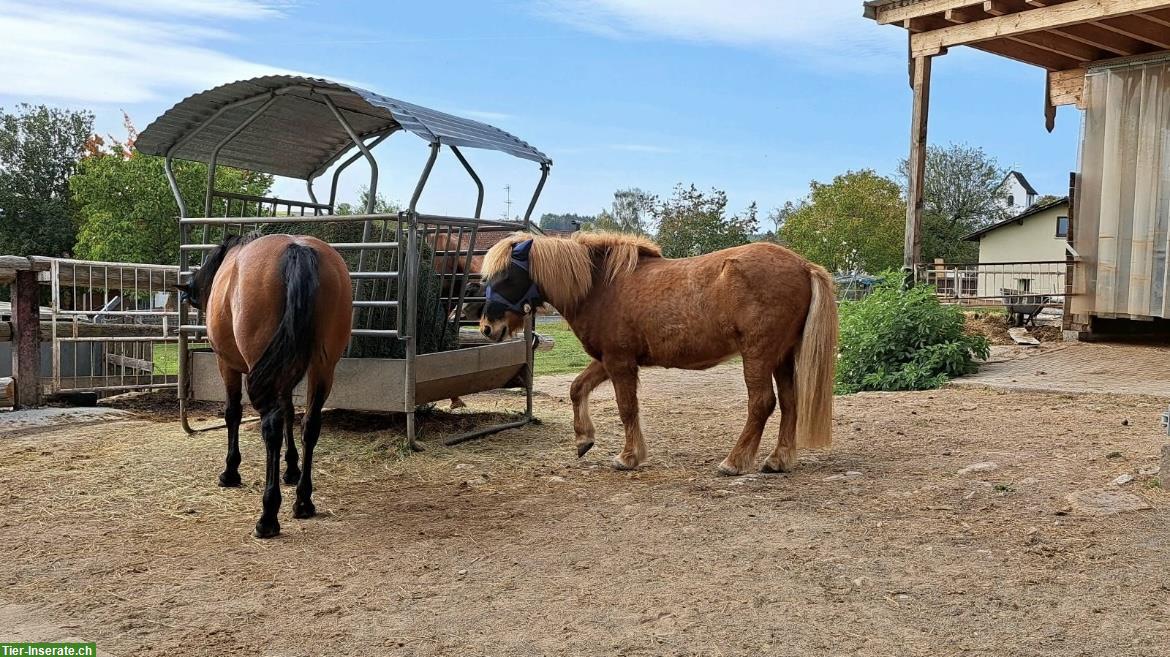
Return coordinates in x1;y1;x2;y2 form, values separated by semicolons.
1007;194;1015;207
1056;216;1069;238
1017;278;1032;292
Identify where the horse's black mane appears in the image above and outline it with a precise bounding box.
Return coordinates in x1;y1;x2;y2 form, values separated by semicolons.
184;233;258;310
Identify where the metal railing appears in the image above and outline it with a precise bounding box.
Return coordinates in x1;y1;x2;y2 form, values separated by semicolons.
915;260;1070;306
41;257;182;395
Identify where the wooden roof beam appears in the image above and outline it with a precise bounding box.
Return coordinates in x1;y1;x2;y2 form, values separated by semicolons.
1051;23;1150;55
874;1;989;25
969;38;1084;69
911;0;1170;57
1140;7;1170;26
1010;29;1106;60
1092;15;1170;49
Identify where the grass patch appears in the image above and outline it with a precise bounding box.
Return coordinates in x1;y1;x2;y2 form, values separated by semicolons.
535;321;591;377
153;343;207;376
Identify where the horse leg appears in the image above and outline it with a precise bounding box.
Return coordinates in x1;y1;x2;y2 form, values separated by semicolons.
762;358;798;473
218;364;243;488
282;393;301;485
605;360;646;470
570;359;609;457
294;370;331;520
718;357;777;476
253;406;284;538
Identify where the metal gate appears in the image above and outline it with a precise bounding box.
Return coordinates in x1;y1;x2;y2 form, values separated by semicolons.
43;258;181;395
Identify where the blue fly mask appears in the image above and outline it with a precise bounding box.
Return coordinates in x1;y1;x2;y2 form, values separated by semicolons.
484;239;543;314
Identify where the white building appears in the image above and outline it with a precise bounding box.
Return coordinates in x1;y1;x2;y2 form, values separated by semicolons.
998;171;1038;216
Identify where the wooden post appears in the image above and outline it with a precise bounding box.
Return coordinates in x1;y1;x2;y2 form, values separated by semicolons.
905;54;933;274
11;269;42;408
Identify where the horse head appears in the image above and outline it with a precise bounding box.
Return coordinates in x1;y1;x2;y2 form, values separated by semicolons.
478;239;542;342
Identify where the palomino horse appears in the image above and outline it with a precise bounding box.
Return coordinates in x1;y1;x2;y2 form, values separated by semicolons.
478;232;837;475
179;234;352;538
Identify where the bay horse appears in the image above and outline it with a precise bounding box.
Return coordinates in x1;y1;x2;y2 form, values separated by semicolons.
478;232;837;475
178;234;352;538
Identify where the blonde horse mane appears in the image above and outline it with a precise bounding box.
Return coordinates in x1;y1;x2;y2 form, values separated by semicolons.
481;231;662;309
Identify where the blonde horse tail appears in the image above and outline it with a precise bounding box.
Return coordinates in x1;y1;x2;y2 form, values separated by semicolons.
794;265;837;449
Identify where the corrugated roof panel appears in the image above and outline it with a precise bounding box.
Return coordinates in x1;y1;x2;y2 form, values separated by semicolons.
137;75;551;179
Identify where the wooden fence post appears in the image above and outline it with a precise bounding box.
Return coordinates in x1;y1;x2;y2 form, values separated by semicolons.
11;269;42;408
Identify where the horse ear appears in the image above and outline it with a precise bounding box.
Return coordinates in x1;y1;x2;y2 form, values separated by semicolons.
512;239;534;259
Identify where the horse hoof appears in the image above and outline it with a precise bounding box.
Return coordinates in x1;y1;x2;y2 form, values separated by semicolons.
218;471;242;488
283;468;301;486
611;454;639;471
253;520;280;539
717;459;746;476
760;461;788;474
293;500;316;519
577;441;594;458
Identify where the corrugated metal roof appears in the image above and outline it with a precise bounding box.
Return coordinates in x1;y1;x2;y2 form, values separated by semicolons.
136;75;551;180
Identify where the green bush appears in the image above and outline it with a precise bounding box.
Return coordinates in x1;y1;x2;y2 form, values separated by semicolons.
836;278;990;394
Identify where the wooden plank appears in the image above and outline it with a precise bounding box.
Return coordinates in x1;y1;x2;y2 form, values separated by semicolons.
912;0;1170;57
1049;66;1088;106
11;270;41;408
969;37;1084;68
0;377;13;408
1011;29;1106;60
0;256;50;272
905;55;933;270
105;353;154;373
1052;23;1148;55
1092;15;1170;48
0;322;172;342
875;0;990;25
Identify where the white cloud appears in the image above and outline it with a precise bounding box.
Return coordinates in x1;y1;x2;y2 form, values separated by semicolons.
533;0;899;66
0;1;300;105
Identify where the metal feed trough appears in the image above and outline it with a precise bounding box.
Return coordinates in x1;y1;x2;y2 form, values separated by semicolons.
136;75;552;449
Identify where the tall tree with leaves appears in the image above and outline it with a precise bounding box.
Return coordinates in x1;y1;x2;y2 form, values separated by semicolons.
900;143;1010;262
653;184;758;258
0;104;94;256
777;170;904;274
580;188;656;234
71;124;272;265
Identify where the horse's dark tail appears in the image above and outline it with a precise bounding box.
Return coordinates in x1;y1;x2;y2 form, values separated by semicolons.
247;243;320;414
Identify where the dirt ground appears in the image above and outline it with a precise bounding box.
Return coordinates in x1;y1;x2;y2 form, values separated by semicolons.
965;312;1063;345
1;364;1168;656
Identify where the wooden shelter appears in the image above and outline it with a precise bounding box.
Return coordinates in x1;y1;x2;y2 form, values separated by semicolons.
865;0;1170;335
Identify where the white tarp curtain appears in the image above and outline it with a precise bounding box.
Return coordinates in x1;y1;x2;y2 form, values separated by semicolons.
1073;58;1170;319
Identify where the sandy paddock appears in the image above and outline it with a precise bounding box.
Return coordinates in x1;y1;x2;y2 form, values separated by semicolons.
1;364;1167;656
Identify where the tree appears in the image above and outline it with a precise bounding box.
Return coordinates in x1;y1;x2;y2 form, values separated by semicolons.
610;188;655;234
335;187;398;216
579;188;655;234
777;170;904;274
71;128;272;265
539;212;593;232
901;143;1010;263
0;104;94;256
653;184;758;258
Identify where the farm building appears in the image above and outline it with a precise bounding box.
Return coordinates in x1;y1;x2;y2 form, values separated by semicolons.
964;196;1071;299
864;0;1170;337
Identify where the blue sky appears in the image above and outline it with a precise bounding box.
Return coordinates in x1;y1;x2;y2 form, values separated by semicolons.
0;0;1081;223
